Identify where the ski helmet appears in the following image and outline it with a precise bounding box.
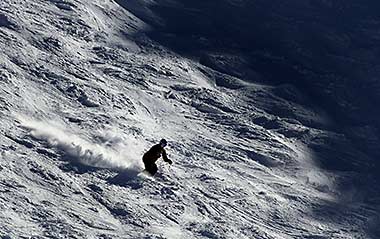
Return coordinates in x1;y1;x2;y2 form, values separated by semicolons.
160;138;167;146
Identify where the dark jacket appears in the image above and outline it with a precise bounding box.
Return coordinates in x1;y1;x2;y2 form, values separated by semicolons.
143;144;170;165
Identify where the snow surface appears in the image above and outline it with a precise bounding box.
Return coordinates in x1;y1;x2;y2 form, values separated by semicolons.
0;0;379;238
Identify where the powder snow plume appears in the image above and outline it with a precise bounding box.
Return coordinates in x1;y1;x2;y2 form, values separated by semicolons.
18;117;145;172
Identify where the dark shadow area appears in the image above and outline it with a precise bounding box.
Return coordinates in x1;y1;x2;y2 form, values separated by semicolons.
310;173;380;238
60;154;144;188
114;0;380;237
107;169;143;189
117;0;380;172
59;156;100;174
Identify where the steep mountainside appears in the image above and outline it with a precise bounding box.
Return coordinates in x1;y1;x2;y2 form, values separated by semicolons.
0;0;379;238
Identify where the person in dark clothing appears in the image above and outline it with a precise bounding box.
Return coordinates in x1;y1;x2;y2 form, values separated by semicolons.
142;139;172;175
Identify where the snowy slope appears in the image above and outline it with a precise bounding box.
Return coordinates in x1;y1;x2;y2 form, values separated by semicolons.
0;0;379;238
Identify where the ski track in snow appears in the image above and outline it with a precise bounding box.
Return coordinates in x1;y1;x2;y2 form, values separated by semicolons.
0;0;379;238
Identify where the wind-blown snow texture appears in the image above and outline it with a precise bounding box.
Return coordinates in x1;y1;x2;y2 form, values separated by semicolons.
1;0;380;238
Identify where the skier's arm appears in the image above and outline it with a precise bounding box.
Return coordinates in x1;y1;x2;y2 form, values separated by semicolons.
162;149;172;164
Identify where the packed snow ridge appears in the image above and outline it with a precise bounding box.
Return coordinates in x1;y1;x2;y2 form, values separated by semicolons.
0;0;379;238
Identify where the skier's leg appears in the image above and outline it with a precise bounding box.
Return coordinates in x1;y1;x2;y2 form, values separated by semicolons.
151;163;158;175
145;163;158;175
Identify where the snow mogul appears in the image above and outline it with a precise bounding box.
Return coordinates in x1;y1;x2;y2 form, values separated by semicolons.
142;139;172;175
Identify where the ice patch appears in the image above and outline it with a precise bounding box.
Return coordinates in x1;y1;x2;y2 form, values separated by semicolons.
18;117;144;172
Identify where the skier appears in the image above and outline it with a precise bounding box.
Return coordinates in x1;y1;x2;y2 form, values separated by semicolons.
142;139;172;175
